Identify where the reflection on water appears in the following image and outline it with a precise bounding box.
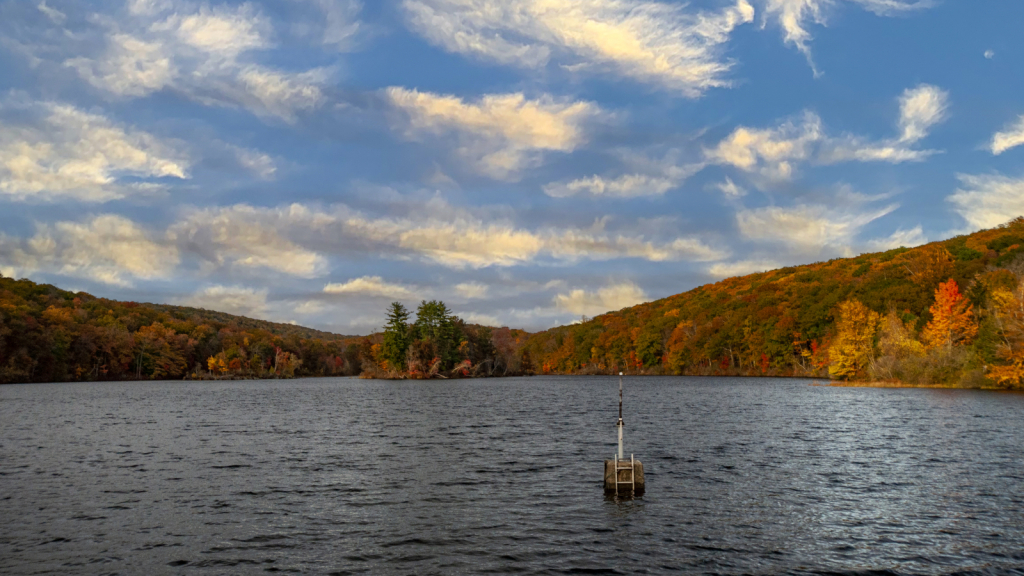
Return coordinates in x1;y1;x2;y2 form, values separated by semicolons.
1;376;1022;575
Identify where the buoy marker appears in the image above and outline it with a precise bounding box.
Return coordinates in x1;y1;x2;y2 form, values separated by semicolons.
604;372;644;495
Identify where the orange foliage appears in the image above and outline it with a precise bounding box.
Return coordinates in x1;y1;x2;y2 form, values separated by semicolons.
921;280;978;349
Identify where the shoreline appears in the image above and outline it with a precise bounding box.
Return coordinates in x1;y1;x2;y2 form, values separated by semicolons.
815;380;1017;391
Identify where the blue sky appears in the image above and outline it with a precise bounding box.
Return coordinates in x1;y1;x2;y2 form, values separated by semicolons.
1;0;1023;334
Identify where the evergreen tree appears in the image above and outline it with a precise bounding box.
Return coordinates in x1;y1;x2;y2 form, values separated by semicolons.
381;302;411;371
414;300;462;370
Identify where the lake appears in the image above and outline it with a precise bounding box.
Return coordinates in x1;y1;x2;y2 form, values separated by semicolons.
1;376;1022;575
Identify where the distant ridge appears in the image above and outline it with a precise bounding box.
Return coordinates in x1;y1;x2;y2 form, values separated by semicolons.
522;217;1024;388
139;302;355;341
0;275;358;383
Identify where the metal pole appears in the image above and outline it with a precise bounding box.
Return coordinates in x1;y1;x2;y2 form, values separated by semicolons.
617;372;624;460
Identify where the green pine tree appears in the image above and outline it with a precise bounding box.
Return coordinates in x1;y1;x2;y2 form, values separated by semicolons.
414;300;462;370
381;302;411;371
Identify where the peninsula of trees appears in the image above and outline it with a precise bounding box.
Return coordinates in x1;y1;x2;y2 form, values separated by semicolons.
3;217;1024;388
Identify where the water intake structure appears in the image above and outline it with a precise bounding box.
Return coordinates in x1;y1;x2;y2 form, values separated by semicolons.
604;372;644;495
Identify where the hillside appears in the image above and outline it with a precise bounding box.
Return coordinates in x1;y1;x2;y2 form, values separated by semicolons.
0;275;360;383
5;218;1024;388
522;217;1024;389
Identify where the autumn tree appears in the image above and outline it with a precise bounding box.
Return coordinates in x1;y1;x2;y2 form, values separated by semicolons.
988;278;1024;388
921;279;978;350
828;300;881;379
869;310;925;381
380;302;411;371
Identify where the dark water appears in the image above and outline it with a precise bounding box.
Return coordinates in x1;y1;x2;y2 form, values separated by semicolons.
1;377;1023;575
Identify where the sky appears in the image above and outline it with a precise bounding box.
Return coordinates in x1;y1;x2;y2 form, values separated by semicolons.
1;0;1023;335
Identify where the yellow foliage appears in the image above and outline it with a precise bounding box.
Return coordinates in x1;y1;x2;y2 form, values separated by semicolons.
878;311;925;360
828;300;880;380
207;355;228;374
989;280;1024;388
42;305;75;325
989;359;1024;388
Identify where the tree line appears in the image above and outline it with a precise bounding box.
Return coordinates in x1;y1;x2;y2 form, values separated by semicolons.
4;217;1024;388
520;217;1024;389
363;300;531;378
0;276;361;383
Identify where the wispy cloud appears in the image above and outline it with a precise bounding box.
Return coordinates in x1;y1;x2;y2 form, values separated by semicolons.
866;225;927;251
323;275;417;299
543;149;703;199
552;280;648;316
386;87;601;180
0;214;179;286
56;1;334;121
0;100;188;202
707;259;782;278
762;0;933;73
707;84;947;180
991;115;1024;155
948;173;1024;230
736;201;898;254
896;84;949;144
402;0;754;96
176;284;269;317
172;204;329;278
172;199;729;272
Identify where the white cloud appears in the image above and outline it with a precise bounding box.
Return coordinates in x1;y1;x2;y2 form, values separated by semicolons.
991;115;1024;155
715;177;746;198
0;101;188;202
61;2;330;122
866;225;927;251
544;149;704;198
172;204;328;277
402;0;754;96
172;200;727;272
177;284;269;317
553;281;649;316
231;145;277;179
544;174;676;198
897;84;948;144
707;259;782;278
708;85;946;179
0;214;179;286
309;0;363;50
324;276;416;299
67;34;178;98
461;312;500;326
231;67;326;121
706;110;822;179
948;173;1024;230
736;202;898;252
454;282;489;299
762;0;932;71
984;49;994;59
386;87;600;179
37;1;67;24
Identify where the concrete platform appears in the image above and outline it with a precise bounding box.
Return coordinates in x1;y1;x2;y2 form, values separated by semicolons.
604;459;644;494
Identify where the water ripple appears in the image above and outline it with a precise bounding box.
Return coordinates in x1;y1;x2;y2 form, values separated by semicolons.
1;377;1023;575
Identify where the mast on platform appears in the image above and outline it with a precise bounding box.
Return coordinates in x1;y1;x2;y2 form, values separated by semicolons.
604;372;644;495
617;371;624;460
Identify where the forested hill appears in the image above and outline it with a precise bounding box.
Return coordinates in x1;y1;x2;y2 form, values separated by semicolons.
522;217;1024;389
5;218;1024;388
0;275;360;383
139;302;354;341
